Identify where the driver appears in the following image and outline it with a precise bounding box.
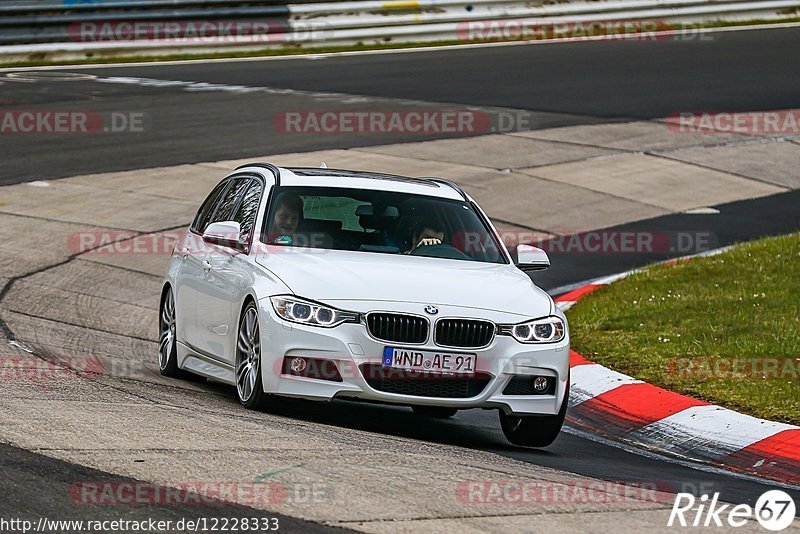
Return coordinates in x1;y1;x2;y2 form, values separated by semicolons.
408;217;446;252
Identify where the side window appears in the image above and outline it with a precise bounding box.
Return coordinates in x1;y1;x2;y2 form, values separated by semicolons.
191;181;230;234
232;179;263;242
209;178;250;225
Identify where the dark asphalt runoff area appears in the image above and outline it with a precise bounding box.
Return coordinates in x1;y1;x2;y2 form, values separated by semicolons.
1;25;799;526
0;442;352;533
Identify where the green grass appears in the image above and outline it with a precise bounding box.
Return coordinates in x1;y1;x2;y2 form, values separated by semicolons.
567;232;800;424
2;17;799;68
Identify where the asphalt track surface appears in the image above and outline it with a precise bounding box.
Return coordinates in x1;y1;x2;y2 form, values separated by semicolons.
1;25;800;183
1;25;800;527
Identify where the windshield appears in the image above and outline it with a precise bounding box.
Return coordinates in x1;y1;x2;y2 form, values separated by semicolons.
261;186;507;264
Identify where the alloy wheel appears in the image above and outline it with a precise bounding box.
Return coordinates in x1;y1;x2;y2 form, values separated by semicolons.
236;306;261;402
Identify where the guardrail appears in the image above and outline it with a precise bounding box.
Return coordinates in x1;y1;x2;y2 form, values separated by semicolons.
0;0;798;61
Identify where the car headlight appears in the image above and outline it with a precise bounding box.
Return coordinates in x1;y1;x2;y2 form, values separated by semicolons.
498;316;566;343
270;296;359;328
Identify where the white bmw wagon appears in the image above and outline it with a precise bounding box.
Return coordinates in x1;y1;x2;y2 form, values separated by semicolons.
160;163;570;446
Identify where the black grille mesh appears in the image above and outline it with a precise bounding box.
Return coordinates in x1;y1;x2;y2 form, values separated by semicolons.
435;319;495;348
367;313;428;344
360;364;491;398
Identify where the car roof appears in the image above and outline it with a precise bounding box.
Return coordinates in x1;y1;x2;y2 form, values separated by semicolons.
233;163;468;201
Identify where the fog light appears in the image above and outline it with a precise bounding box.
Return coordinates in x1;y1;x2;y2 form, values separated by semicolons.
290;357;307;373
533;376;549;392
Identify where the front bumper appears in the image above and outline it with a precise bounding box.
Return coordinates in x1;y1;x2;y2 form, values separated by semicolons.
258;299;570;416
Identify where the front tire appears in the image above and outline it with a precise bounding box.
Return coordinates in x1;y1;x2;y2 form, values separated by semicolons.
499;379;569;447
158;286;184;378
235;303;270;410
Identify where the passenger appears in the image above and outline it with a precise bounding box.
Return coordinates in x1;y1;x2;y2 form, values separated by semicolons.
268;194;303;244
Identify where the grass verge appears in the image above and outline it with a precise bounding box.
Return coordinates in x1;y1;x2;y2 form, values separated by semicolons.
567;232;800;425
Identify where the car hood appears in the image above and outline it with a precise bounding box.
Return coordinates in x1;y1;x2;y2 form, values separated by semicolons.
255;248;552;318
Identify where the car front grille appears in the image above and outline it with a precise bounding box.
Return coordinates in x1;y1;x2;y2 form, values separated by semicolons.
366;313;428;344
360;364;491;398
434;319;495;348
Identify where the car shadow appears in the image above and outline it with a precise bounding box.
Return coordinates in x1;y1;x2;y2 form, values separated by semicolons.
196;377;556;455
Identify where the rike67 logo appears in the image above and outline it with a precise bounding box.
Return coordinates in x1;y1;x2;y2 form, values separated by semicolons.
669;490;796;531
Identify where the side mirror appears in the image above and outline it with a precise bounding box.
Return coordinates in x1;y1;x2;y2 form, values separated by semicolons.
202;221;241;249
515;244;550;272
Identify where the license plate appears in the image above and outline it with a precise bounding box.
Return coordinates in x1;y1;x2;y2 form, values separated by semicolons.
382;347;476;375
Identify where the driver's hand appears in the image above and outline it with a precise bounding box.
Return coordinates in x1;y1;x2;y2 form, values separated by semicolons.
417;238;442;248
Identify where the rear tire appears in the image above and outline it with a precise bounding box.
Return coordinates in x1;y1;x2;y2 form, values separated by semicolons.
412;406;458;418
499;378;569;447
236;302;270;411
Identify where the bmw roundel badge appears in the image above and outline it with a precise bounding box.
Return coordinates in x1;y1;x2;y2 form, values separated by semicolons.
424;305;439;315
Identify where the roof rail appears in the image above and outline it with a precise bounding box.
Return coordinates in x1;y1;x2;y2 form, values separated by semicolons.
234;162;281;185
422;177;469;201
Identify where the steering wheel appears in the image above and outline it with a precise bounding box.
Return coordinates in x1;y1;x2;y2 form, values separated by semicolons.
410;243;472;260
